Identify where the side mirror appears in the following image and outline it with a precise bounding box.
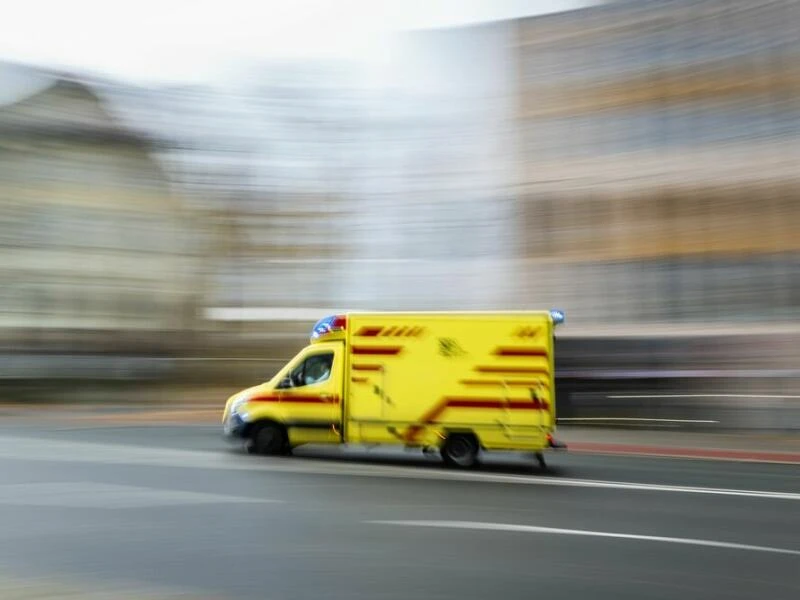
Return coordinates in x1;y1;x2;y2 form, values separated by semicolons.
277;377;292;389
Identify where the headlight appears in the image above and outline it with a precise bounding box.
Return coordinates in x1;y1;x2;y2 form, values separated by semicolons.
230;395;248;414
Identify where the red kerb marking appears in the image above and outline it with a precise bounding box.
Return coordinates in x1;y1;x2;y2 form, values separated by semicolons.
567;443;800;464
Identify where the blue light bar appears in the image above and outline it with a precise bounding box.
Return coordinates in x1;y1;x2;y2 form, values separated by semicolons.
550;309;565;326
311;314;347;340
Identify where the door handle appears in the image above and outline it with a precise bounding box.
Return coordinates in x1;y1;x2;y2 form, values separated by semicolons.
320;394;333;402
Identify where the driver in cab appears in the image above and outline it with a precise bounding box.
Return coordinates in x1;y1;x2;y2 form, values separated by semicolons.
303;358;331;386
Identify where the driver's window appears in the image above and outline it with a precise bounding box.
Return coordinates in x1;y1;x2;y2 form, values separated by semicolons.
288;353;334;388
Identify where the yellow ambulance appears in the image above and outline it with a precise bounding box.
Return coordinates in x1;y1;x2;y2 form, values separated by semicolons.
222;311;566;468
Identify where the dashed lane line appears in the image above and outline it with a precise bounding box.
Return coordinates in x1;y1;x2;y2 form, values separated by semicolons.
368;520;800;557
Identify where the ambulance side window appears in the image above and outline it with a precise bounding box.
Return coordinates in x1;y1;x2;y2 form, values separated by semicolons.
289;353;334;387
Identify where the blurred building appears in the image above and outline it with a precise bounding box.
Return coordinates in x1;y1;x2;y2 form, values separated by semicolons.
121;50;523;317
214;62;361;310
0;65;200;358
108;63;366;315
339;26;521;311
514;0;800;326
5;0;797;348
200;0;797;328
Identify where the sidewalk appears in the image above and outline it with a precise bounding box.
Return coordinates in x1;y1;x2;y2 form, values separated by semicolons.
0;571;215;600
559;426;800;464
0;402;222;425
2;403;800;464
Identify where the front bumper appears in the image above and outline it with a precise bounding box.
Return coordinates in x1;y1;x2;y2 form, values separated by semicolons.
223;412;247;440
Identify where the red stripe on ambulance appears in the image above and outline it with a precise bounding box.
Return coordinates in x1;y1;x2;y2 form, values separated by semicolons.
352;346;403;356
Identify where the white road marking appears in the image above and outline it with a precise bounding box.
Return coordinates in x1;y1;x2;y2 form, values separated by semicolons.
0;436;797;501
368;520;800;557
0;482;280;509
608;394;800;400
558;418;720;424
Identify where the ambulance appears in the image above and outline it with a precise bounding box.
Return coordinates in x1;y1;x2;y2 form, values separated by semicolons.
222;311;566;468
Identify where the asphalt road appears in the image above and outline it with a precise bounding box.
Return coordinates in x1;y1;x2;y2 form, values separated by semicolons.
0;424;798;600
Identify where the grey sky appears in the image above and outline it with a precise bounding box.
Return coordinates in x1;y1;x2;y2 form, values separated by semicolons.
0;0;591;84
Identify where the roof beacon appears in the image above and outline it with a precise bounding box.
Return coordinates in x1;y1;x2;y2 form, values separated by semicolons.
311;314;347;342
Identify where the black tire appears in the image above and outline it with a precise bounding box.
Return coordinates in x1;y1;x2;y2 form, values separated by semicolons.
246;422;287;456
440;434;480;468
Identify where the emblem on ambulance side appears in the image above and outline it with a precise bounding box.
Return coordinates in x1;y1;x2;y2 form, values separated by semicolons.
514;326;540;339
438;338;467;357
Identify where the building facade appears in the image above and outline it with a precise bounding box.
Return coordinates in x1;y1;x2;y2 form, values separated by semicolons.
0;68;200;356
513;0;800;326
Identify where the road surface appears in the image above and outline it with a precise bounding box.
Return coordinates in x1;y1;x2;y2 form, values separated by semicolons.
0;423;797;599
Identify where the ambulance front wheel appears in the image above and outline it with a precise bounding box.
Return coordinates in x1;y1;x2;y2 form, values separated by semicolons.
441;434;480;468
246;422;288;456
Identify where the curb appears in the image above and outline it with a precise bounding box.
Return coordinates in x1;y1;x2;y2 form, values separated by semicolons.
566;442;800;464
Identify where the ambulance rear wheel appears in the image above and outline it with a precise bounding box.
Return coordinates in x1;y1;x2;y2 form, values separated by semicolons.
247;422;287;456
441;434;479;468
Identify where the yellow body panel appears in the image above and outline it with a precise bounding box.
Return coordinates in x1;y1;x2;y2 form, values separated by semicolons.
344;312;555;451
224;311;557;453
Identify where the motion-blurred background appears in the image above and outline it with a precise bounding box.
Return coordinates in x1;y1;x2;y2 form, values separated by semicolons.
1;0;798;429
